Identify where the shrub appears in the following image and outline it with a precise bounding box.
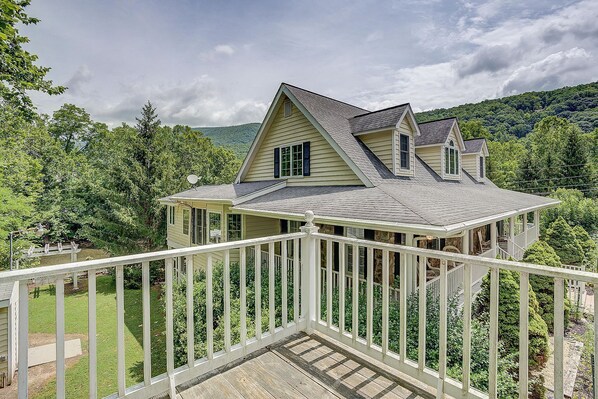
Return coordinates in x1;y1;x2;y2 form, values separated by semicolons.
474;269;549;367
523;240;571;332
544;217;584;265
572;225;598;270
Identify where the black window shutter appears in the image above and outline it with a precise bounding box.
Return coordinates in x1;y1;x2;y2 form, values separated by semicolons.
303;141;311;176
273;148;280;178
280;219;288;234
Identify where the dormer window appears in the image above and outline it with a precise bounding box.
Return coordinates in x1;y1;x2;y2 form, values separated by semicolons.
399;134;410;170
480;156;485;178
444;140;459;175
284;99;292;117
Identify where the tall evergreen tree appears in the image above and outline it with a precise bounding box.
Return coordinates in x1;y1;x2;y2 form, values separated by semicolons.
561;124;592;193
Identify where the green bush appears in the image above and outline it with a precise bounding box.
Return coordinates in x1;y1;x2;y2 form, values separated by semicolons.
572;225;598;270
523;241;571;332
544;217;585;265
169;257;295;367
474;269;549;367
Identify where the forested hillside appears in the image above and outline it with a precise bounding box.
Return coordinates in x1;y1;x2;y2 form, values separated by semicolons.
192;123;259;156
416;82;598;139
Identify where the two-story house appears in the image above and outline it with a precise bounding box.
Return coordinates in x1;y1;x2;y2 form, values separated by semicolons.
159;83;558;296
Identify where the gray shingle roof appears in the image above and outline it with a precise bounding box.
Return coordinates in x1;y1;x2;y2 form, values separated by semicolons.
463;138;486;154
415;118;456;146
235;156;557;229
349;104;408;134
0;281;16;303
162;180;281;201
285;84;390;185
164;84;558;232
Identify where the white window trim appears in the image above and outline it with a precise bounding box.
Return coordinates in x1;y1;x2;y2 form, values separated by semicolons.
226;213;243;242
443;140;461;178
168;206;175;225
182;209;190;236
208;211;223;243
398;133;411;171
278;142;305;178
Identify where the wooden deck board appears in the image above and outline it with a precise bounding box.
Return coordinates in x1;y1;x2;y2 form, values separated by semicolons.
176;333;429;399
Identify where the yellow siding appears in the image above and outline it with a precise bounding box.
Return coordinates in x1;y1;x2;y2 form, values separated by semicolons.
462;154;479;180
166;204;190;249
416;146;442;176
396;118;416;177
359;131;393;171
244;215;280;252
243;97;362;186
0;307;7;377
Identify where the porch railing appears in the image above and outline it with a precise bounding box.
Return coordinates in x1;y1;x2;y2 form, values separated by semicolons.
2;212;598;399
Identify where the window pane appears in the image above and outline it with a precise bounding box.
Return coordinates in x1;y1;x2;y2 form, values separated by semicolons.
281;146;291;177
480;157;485;178
209;213;222;243
183;209;190;235
292;144;303;176
227;214;242;241
444;147;450;174
400;134;409;169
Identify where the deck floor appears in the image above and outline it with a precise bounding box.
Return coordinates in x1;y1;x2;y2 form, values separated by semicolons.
176;333;428;399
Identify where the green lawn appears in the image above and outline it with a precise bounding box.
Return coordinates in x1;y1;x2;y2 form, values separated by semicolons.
29;276;166;398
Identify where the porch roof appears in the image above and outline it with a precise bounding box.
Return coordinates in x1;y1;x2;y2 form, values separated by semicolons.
159;180;283;203
233;157;558;233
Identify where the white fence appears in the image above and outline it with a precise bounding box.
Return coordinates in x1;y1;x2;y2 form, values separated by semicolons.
3;216;598;399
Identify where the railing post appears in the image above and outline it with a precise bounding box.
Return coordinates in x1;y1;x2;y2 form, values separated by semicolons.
300;211;319;334
508;216;515;257
490;221;497;258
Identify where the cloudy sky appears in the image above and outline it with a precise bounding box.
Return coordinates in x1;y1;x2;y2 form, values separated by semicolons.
25;0;598;127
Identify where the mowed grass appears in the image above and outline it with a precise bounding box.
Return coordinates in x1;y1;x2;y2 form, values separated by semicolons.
29;276;166;398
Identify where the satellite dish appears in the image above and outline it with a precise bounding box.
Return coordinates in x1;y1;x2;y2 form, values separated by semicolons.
187;174;199;186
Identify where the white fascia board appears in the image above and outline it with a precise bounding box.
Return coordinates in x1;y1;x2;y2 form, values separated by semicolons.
450;120;466;150
397;105;421;137
171;198;234;205
232;181;287;205
415;143;443;149
282;87;374;188
442;201;560;234
235;86;285;183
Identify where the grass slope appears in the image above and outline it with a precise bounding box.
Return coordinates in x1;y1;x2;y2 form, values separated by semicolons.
29;276;166;399
192;123;260;157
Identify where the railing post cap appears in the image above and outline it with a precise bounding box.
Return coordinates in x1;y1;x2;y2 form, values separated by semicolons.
304;211;315;227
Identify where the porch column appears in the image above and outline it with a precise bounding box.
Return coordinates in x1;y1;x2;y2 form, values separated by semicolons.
534;211;540;241
463;231;470;258
508;216;515;257
522;213;528;249
300;211;319;333
405;233;414;295
490;222;497;258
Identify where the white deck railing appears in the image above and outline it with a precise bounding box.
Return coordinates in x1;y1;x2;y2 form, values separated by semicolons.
311;229;598;399
3;233;306;399
3;213;598;399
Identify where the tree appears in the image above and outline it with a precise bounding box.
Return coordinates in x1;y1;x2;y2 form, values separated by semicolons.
0;0;65;116
542;189;598;235
523;240;571;332
572;225;597;270
474;269;549;366
459;119;491;140
48;104;94;153
561;123;593;193
544;217;584;265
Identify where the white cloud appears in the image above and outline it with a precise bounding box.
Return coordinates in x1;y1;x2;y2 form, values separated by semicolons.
500;47;593;95
64;65;92;95
214;44;235;56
